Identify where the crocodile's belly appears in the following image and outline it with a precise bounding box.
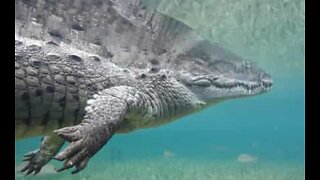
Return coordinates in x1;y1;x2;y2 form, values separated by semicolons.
115;112;180;134
15;85;88;139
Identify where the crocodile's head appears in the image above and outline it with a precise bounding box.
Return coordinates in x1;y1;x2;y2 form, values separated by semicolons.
173;41;272;104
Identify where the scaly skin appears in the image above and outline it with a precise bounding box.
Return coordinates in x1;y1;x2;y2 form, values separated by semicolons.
15;0;272;175
15;35;204;174
54;81;204;173
15;35;128;139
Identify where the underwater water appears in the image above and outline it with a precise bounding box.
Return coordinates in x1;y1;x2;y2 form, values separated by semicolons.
15;0;304;179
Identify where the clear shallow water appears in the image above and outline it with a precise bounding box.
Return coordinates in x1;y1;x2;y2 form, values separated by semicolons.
15;0;304;179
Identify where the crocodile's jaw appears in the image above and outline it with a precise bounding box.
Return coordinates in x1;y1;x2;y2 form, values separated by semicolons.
174;62;273;103
188;75;272;103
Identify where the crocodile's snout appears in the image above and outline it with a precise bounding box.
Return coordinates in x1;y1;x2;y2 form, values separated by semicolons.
260;72;273;91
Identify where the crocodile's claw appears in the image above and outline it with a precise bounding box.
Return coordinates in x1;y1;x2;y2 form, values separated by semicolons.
20;150;45;176
54;124;109;174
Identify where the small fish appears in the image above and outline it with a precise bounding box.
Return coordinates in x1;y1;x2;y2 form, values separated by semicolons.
236;153;257;163
251;142;260;148
163;150;175;158
211;145;228;152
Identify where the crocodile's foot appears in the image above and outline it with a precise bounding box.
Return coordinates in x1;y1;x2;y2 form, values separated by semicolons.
19;135;65;176
53;124;110;174
53;88;130;174
20;150;46;175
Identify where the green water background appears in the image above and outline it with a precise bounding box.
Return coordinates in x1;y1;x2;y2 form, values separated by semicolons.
15;0;305;179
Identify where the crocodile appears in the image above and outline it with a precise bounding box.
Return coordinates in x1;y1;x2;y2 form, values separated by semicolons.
15;0;272;175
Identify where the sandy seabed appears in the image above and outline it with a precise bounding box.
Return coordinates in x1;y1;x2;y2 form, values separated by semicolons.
15;158;304;180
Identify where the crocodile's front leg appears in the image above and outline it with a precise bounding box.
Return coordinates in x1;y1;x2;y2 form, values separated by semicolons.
20;134;64;175
53;86;139;174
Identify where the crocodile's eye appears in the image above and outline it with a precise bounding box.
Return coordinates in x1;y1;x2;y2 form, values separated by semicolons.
193;79;211;87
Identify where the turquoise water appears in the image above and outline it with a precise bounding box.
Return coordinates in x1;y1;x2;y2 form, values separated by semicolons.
15;0;304;179
15;76;305;179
